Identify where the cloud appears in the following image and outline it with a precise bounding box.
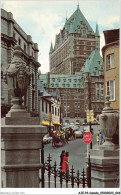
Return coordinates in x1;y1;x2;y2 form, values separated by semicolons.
100;33;105;56
1;0;120;73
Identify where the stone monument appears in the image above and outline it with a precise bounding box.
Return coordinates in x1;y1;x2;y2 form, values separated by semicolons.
1;45;47;188
90;95;119;188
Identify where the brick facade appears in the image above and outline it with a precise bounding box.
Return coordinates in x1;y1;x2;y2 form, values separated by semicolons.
49;6;100;75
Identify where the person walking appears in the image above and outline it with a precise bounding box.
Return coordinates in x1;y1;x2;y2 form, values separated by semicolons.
62;152;69;175
60;150;65;170
102;134;105;143
99;132;102;145
96;133;99;145
65;131;69;144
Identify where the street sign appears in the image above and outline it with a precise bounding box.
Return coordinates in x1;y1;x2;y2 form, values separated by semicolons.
83;132;92;144
48;112;52;121
86;109;94;122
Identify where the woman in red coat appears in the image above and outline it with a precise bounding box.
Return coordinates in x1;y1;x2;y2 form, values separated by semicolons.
62;152;69;175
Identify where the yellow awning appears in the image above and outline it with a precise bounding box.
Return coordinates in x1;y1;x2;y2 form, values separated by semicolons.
53;121;61;125
47;122;54;127
42;120;54;127
42;120;49;126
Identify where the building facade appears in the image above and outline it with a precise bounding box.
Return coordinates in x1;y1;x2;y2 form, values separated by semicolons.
39;50;104;123
38;82;61;132
102;29;119;112
83;50;104;118
1;8;40;116
38;72;84;124
49;4;100;75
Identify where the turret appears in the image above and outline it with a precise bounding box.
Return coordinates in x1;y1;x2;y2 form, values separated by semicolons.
49;42;54;54
95;22;100;52
95;22;99;36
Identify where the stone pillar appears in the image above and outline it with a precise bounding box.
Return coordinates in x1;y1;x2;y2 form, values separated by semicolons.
1;45;47;188
1;112;47;188
90;96;119;188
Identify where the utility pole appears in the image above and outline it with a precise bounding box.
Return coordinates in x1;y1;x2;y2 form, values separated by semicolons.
88;77;92;149
59;88;62;124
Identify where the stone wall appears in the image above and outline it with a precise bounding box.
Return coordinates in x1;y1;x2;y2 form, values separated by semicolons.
1;8;40;115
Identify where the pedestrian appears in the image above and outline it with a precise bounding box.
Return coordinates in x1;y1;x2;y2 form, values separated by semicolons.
99;132;102;145
102;134;105;143
62;152;69;175
60;150;65;170
96;133;99;145
65;131;69;144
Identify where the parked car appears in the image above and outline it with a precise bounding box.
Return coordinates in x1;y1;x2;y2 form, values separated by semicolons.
43;134;52;144
75;130;84;138
83;126;94;134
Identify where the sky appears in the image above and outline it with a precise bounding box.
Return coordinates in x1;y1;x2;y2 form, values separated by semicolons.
1;0;120;74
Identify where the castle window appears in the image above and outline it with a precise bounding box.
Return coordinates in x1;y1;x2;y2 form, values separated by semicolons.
84;46;86;50
94;72;96;76
83;30;86;34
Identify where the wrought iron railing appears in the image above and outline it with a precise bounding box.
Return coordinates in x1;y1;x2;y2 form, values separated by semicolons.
40;153;88;188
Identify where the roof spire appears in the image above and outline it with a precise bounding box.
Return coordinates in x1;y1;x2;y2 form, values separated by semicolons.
49;42;54;53
66;11;67;21
95;22;99;36
77;1;79;9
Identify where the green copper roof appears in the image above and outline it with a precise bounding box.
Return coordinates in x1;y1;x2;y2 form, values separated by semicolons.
39;72;84;89
50;42;54;53
64;6;95;35
95;23;99;36
84;50;103;76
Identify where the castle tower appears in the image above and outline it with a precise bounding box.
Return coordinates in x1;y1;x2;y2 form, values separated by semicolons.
49;4;100;75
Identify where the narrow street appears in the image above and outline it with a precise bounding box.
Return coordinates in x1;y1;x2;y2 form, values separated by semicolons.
44;125;99;174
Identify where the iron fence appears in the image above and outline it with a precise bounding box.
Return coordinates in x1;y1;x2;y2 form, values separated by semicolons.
40;153;91;188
